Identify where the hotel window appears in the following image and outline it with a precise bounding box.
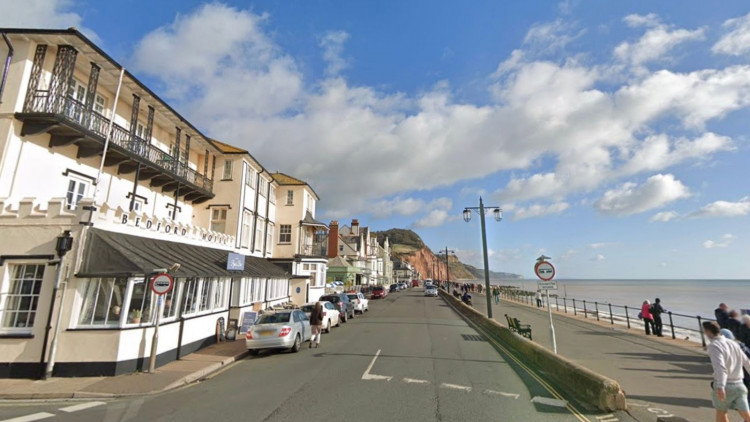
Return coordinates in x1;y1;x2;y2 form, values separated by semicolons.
1;264;45;331
286;190;294;205
222;160;233;180
269;186;276;204
126;278;155;325
258;178;267;197
241;210;252;248
279;224;292;244
211;208;227;234
93;95;106;115
135;122;145;139
245;166;255;187
213;278;228;309
255;226;264;252
77;277;127;327
266;226;274;255
198;278;212;312
66;176;89;210
181;278;200;315
161;284;179;319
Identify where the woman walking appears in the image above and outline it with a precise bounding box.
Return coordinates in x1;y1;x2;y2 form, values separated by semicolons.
309;301;324;348
641;300;655;335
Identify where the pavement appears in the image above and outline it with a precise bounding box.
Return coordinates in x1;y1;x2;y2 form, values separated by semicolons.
0;287;637;422
0;337;249;400
468;290;713;422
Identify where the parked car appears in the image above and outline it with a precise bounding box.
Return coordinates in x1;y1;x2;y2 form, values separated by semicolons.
412;280;419;287
371;286;387;299
425;286;439;297
400;282;408;290
319;293;355;322
347;292;369;314
389;284;399;293
300;301;340;333
246;310;311;354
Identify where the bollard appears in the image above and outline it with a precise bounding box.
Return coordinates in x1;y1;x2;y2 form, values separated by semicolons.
595;302;600;321
625;306;631;328
573;299;577;316
583;300;588;318
563;297;567;313
668;311;675;340
697;316;706;347
608;304;614;325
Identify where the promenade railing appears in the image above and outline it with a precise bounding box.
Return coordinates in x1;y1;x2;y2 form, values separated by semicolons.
499;288;714;347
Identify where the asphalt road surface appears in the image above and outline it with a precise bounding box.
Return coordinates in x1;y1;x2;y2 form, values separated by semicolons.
0;288;636;422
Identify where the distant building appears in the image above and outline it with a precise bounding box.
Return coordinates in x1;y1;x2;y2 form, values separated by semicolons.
393;259;417;282
327;219;391;286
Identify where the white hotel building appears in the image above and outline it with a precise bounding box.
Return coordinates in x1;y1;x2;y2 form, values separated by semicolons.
0;28;297;378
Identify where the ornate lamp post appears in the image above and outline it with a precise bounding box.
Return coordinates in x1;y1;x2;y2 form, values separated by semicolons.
462;197;502;318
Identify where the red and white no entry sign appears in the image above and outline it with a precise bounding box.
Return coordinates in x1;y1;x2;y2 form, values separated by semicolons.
151;273;174;295
534;261;555;281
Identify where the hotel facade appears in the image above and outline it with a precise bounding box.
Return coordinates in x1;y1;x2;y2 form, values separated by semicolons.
0;28;320;378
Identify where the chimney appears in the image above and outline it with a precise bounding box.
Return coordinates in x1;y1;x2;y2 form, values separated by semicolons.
328;220;339;258
351;219;359;236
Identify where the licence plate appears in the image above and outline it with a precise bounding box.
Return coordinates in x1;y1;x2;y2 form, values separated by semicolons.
258;330;274;337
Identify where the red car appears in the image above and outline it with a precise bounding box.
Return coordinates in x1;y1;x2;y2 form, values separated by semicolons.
412;280;419;287
371;286;387;299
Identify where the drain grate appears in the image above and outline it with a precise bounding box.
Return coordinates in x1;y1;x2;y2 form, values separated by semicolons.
461;334;486;342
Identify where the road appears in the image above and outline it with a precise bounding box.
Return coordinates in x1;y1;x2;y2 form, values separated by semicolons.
471;292;713;422
0;288;635;422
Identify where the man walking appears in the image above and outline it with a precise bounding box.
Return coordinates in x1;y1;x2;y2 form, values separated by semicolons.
651;298;666;337
703;321;750;422
493;286;500;305
535;290;543;308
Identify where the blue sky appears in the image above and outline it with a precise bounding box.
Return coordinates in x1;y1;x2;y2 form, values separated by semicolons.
4;0;750;278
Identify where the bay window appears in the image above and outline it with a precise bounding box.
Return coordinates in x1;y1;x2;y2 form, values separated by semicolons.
77;277;127;327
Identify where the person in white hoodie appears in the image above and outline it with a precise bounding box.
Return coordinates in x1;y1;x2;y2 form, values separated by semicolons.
703;321;750;422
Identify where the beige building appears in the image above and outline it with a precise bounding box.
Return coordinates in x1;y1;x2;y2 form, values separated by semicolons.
0;28;292;378
327;219;391;286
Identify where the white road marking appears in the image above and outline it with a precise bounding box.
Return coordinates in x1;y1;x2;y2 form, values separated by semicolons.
402;377;430;384
440;382;472;392
59;401;106;413
531;396;568;408
596;414;619;422
483;389;520;399
361;349;392;381
0;413;55;422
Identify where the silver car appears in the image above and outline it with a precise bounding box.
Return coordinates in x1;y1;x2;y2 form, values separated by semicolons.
246;310;311;354
425;286;438;297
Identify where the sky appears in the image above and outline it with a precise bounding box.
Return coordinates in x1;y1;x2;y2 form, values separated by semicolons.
3;0;750;279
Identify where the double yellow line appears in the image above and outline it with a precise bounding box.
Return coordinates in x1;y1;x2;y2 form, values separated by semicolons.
444;297;590;422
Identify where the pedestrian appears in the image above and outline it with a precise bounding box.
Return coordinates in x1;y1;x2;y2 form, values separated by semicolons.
729;310;743;338
739;316;750;349
651;298;666;337
641;300;655;335
535;290;543;308
493;287;500;305
703;321;750;422
716;303;731;329
309;301;324;349
722;328;750;408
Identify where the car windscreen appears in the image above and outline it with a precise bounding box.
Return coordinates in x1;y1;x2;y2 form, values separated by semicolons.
347;295;358;300
374;287;384;291
321;296;339;302
257;313;291;324
300;305;314;312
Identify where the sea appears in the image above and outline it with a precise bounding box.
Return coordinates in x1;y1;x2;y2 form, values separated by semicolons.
485;279;750;342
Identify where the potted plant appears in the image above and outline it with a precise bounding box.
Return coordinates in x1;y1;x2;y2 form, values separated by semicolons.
130;309;142;324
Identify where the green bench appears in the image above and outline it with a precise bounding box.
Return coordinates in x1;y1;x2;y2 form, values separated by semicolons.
505;314;532;340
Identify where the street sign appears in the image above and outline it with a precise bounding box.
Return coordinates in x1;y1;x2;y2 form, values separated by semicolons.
538;280;557;290
227;252;245;271
534;261;555;281
150;273;174;295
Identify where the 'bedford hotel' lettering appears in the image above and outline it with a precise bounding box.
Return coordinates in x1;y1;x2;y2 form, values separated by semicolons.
120;214;226;244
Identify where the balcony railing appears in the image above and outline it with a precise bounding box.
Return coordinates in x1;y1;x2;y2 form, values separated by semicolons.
299;241;328;257
23;91;213;193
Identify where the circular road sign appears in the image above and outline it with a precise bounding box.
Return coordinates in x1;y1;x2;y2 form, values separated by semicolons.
151;273;174;295
534;261;555;281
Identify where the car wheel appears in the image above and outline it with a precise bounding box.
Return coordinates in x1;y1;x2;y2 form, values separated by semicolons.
290;334;301;353
248;349;259;356
325;320;331;333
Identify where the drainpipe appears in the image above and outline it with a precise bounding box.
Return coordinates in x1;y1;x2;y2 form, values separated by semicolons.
0;33;14;104
94;67;125;193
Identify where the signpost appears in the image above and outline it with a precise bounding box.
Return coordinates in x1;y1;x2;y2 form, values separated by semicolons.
535;257;558;354
148;273;173;373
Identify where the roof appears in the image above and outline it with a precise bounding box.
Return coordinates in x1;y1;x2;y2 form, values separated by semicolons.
272;172;320;200
301;210;327;229
210;138;248;154
0;28;224;155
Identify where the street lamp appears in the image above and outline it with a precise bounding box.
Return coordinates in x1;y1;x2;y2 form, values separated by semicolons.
463;197;502;318
440;247;456;289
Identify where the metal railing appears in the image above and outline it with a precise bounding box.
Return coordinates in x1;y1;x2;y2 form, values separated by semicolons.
500;288;714;347
23;91;213;193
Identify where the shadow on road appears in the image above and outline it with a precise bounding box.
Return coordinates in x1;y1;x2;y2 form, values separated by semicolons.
628;394;713;408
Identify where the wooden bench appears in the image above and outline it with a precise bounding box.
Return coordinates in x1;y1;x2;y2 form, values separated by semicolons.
504;314;532;340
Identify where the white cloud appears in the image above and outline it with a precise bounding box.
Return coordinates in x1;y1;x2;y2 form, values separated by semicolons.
413;210;453;228
689;196;750;218
511;202;569;221
618;133;733;176
523;19;585;54
614;15;705;67
703;233;736;249
591;253;606;261
649;211;680;223
320;30;350;76
594;174;690;216
559;249;577;261
0;0;97;40
588;242;613;249
713;12;750;56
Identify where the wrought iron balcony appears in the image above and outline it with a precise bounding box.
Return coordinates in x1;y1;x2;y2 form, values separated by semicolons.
17;91;213;202
299;240;328;257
